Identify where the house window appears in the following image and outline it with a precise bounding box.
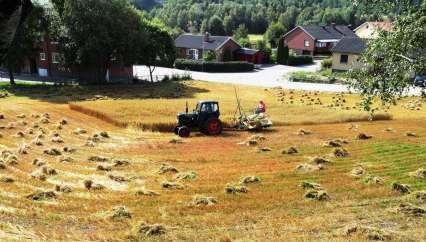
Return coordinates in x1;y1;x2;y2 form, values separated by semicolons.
316;42;326;48
304;40;310;47
186;49;199;60
40;52;46;61
340;54;349;64
52;52;60;64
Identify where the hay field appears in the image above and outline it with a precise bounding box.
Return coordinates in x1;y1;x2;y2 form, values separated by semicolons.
0;82;425;241
67;80;415;131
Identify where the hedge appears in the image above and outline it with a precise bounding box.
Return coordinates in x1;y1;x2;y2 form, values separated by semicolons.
288;55;314;66
174;59;254;72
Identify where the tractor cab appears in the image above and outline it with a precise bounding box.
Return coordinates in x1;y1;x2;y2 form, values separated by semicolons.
175;101;223;137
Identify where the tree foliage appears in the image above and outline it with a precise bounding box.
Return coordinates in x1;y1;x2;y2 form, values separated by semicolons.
3;3;44;85
51;0;174;84
350;0;426;110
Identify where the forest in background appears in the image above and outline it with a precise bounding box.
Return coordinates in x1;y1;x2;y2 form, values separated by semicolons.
132;0;391;37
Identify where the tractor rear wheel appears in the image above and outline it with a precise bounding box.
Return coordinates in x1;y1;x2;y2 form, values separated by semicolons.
177;126;190;138
204;118;223;135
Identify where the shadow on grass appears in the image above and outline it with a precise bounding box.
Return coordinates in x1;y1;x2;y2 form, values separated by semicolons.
0;80;209;104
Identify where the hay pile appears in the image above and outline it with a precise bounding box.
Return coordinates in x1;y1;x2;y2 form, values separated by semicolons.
405;131;418;137
88;155;109;162
41;165;57;176
241;176;261;184
44;148;62;156
238;134;266;146
17;143;31;154
1;150;18;165
26;190;56;200
344;225;392;241
0;176;14;183
283;146;298;155
158;164;179;174
415;191;426;203
169;138;184;144
295;163;323;173
33;159;46;167
135;188;160;196
161;181;184;190
16;114;26;119
333;148;349;157
0;114;4;119
97;165;112;171
31;138;43;146
256;147;272;152
392;182;410;194
311;157;331;165
297;129;312;135
174;171;197;181
83;180;105;190
363;175;384;185
404;100;422;110
113;159;130;167
224;184;248;194
409;168;425;179
323;139;348;147
108;206;132;220
395;203;425;217
304;189;330;201
192;195;217;206
55;184;72;193
300;181;323;190
108;174;129;182
72;128;87;135
349;167;366;178
137;222;166;237
357;133;372;140
63;146;77;153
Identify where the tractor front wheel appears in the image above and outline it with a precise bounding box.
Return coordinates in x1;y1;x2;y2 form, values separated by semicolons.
204;118;223;135
177;126;190;138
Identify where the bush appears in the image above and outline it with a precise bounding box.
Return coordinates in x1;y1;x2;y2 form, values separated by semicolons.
321;58;332;69
288;55;313;66
174;59;254;72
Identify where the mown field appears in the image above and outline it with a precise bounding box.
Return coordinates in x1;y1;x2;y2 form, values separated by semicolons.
65;80;420;131
0;81;425;241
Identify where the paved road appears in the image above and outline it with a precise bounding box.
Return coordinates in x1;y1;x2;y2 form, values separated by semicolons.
134;62;321;88
133;63;423;95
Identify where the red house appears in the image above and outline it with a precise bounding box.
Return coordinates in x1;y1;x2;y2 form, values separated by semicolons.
282;24;357;56
35;35;133;81
234;48;269;64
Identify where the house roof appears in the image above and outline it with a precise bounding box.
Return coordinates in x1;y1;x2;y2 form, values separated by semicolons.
354;21;393;32
175;34;240;51
235;48;259;55
332;37;367;54
284;25;357;41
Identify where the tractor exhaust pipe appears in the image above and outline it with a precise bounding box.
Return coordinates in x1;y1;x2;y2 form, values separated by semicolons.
185;101;188;114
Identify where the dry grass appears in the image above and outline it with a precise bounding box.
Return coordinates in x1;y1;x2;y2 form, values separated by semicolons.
67;81;409;131
0;82;425;241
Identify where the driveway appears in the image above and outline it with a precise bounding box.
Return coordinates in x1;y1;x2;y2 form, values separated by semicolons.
133;63;423;95
133;62;321;87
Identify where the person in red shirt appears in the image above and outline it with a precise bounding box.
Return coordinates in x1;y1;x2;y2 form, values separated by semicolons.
256;100;267;114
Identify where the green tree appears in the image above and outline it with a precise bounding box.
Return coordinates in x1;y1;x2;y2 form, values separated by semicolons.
3;4;44;85
264;22;287;48
53;0;151;83
350;0;426;110
208;15;225;35
203;50;216;61
256;39;267;51
276;37;289;65
233;24;248;42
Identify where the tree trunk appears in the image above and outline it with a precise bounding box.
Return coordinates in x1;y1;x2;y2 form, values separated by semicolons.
8;65;15;86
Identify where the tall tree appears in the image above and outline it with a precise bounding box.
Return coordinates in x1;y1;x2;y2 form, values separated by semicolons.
3;3;43;85
276;37;289;65
208;15;225;35
350;0;426;110
264;22;286;48
53;0;150;83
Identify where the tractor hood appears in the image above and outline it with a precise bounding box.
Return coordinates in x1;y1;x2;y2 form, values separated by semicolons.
177;112;197;126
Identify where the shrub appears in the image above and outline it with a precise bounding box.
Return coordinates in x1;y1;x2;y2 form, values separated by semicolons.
321;58;332;69
288;55;313;66
174;59;254;72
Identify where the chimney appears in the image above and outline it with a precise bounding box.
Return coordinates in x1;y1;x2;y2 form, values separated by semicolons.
331;22;336;29
204;32;210;42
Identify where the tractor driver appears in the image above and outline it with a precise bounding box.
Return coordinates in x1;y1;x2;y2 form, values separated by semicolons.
255;100;267;114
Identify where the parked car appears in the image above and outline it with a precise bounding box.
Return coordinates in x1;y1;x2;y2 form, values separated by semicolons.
414;75;426;87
